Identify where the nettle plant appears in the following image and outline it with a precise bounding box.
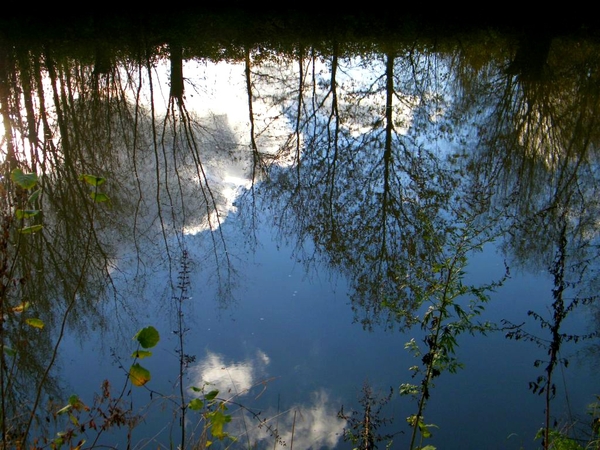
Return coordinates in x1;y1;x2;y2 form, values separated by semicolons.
399;216;507;450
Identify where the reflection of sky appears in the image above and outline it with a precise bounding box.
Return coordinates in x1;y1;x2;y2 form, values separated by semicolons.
244;389;346;449
57;193;599;449
188;349;346;449
12;52;599;449
189;349;271;397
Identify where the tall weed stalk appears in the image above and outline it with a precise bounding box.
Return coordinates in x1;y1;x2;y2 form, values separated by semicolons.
401;213;507;450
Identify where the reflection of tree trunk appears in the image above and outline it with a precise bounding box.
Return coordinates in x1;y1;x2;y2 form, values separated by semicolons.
543;218;567;450
32;56;55;155
295;44;304;171
362;402;373;450
0;42;17;169
16;50;39;166
327;42;340;241
507;32;552;82
94;43;112;75
380;51;395;257
170;41;184;101
245;48;262;182
45;48;72;167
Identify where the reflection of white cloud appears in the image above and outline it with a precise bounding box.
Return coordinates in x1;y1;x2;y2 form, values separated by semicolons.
188;352;344;449
245;389;346;449
188;349;270;397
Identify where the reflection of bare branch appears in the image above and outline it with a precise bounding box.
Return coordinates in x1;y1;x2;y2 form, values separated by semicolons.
245;48;267;186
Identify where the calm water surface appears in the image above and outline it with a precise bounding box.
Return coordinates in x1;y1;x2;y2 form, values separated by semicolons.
0;15;599;449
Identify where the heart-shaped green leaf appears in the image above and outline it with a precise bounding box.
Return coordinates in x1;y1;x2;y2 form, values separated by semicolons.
11;169;38;190
134;326;160;349
129;363;151;387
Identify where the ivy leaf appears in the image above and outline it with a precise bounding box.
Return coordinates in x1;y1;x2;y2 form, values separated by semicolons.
11;169;38;190
129;363;151;387
79;174;106;187
25;318;44;329
134;326;160;349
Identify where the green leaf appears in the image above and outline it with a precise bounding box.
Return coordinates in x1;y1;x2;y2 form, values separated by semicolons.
191;386;202;392
27;189;41;204
16;209;39;219
207;408;231;440
11;169;38;189
3;347;16;357
79;174;106;187
19;225;43;234
129;363;151;387
69;395;89;412
132;350;153;359
89;192;110;203
134;326;160;349
205;390;219;401
56;404;72;415
25;318;44;329
189;398;204;411
11;302;30;313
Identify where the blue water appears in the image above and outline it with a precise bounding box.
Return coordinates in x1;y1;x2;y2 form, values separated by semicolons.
58;209;598;450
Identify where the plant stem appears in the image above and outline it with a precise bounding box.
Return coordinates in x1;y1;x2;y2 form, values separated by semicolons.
409;234;468;450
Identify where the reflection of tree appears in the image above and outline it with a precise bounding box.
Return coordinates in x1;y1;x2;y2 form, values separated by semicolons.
2;19;600;445
455;35;600;285
0;38;257;443
248;47;498;330
449;32;600;435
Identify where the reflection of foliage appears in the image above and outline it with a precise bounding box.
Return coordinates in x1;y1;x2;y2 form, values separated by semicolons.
254;48;506;332
503;215;599;450
338;382;396;450
2;16;600;448
0;167;113;446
